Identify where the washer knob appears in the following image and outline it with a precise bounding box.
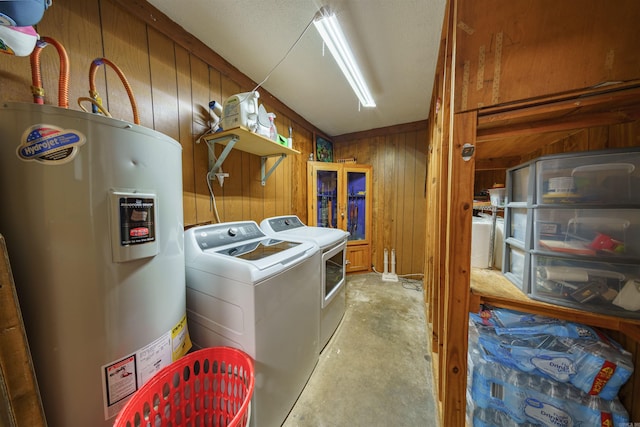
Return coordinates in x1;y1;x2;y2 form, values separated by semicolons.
284;219;291;226
228;227;238;237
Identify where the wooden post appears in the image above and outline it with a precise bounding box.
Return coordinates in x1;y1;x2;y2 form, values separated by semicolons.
442;111;476;426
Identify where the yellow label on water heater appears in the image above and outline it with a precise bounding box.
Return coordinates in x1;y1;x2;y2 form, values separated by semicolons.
171;314;192;360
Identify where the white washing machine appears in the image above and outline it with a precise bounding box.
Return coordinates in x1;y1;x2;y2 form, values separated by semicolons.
260;215;349;350
184;221;321;427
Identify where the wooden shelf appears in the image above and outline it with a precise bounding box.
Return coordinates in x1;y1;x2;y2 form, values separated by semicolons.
201;126;300;185
470;267;640;341
203;126;300;157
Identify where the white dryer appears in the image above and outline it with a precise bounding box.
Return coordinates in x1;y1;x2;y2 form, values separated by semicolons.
260;215;349;350
184;221;320;427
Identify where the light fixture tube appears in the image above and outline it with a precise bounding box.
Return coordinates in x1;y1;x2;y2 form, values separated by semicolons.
314;8;376;108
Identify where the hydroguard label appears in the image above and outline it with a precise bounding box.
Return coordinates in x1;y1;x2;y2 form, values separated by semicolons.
17;124;86;164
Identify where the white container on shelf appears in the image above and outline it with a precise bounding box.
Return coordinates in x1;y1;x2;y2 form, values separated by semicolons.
220;91;260;132
472;216;504;269
472;218;492;268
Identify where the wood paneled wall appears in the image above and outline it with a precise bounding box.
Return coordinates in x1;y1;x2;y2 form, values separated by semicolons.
334;123;428;276
0;0;316;227
0;0;431;277
454;0;640;113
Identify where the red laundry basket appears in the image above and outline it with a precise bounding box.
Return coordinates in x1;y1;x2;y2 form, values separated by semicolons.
113;347;254;427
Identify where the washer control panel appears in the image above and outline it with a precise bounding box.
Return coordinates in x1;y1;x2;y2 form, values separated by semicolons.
194;221;265;250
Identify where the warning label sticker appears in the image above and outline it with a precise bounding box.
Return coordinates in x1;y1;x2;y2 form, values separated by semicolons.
104;355;137;409
101;318;192;420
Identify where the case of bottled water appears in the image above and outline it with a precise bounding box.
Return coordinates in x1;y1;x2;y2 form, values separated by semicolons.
470;307;633;399
467;308;633;426
469;340;630;426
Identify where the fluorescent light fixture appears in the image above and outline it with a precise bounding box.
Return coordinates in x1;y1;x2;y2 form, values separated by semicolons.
314;7;376;108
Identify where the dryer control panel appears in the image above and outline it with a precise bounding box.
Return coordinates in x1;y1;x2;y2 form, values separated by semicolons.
265;215;305;232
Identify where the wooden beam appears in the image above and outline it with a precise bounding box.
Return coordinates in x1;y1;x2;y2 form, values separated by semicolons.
476;82;640;142
477;80;640;118
478;109;640;142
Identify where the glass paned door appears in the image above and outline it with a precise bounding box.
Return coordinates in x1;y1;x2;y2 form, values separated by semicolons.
316;169;339;228
346;171;367;241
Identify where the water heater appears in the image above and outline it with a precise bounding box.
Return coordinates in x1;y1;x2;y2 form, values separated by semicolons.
0;102;191;426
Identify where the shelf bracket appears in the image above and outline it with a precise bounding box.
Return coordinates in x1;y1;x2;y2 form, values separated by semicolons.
261;154;287;186
201;128;296;186
203;134;239;179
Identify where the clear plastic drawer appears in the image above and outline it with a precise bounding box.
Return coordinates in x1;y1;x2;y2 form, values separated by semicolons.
530;255;640;319
507;208;528;244
508;163;532;204
533;208;640;259
503;244;529;293
536;151;640;205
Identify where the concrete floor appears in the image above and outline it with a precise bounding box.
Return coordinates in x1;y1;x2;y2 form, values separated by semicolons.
282;273;439;427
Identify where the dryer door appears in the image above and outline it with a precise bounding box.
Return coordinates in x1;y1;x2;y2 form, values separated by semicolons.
322;240;346;308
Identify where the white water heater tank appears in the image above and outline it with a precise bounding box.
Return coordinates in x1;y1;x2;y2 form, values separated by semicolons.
0;102;191;426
